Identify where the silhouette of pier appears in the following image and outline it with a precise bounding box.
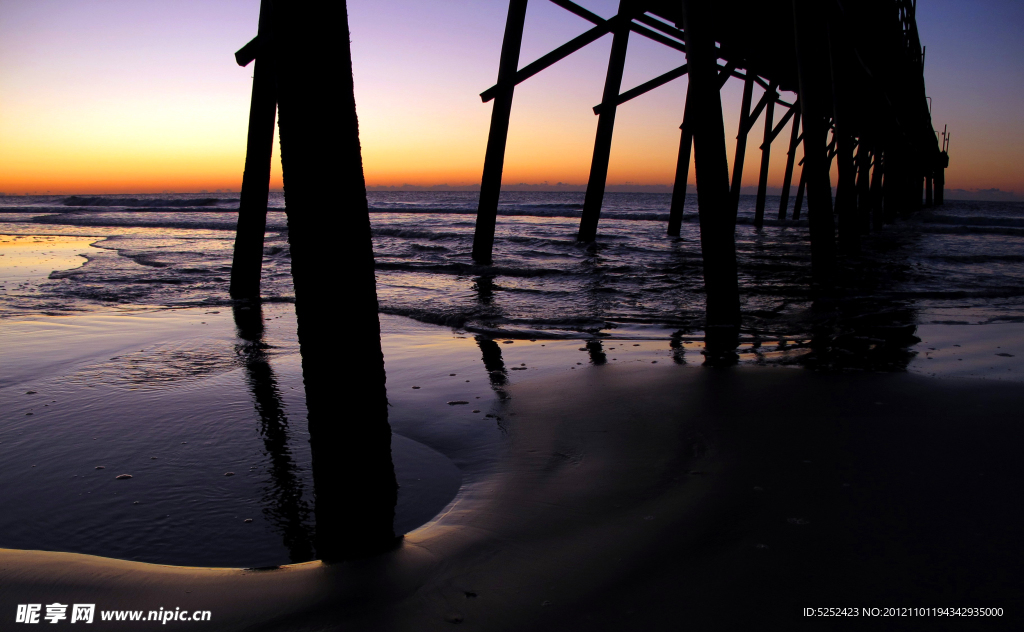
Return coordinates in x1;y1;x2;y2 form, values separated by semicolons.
470;0;949;350
223;4;950;551
228;0;948;354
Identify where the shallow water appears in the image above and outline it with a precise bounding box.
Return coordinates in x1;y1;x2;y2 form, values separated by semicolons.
2;191;1023;566
2;192;1022;337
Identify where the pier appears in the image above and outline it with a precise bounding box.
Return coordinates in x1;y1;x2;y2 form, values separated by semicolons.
225;0;951;411
468;0;949;350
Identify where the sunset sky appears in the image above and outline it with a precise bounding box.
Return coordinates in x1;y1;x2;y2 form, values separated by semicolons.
0;0;1021;195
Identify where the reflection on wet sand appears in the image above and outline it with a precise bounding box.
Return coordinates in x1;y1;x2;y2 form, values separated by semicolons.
475;335;509;399
232;302;315;563
585;339;607;365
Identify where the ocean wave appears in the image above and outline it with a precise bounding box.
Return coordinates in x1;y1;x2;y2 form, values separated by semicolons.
516;202;584;210
917;225;1024;237
372;227;464;239
28;214;288;232
918;214;1024;228
375;261;566;278
926;254;1024;264
63;196;223;208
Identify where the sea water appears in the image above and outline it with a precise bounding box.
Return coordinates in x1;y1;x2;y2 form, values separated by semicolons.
2;191;1022;337
1;191;1022;566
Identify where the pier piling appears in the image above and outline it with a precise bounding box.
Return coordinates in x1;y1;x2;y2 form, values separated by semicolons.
578;3;631;243
273;0;397;561
778;104;801;221
463;0;948;351
667;89;694;237
754;81;778;228
729;76;755;217
229;0;277;300
472;0;529;264
681;0;740;349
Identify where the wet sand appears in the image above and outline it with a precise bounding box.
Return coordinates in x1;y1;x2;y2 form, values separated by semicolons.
1;234;1022;629
2;359;1022;630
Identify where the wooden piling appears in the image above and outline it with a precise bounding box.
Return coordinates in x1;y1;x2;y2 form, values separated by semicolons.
855;140;872;234
753;82;778;228
792;0;836;280
472;0;529;264
834;132;858;252
792;165;806;221
778;104;801;221
729;76;755;216
667;88;693;237
578;5;630;243
925;174;933;206
870;149;885;230
229;0;277;300
272;0;397;561
882;148;900;224
680;0;740;351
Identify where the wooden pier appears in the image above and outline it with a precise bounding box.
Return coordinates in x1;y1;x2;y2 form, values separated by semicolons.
227;0;949;354
469;0;948;350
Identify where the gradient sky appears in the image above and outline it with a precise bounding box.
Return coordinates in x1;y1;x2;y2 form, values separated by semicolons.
0;0;1021;194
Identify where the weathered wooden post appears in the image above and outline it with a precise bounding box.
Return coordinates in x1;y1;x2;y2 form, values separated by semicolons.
578;3;630;243
753;81;778;228
273;0;398;561
870;148;885;230
680;0;740;352
229;0;277;299
667;88;694;237
792;164;807;221
792;0;836;280
729;75;755;216
882;148;899;224
778;103;801;221
935;128;948;205
855;140;872;234
472;0;529;264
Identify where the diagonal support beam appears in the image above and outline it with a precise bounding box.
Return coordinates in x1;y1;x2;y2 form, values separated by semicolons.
761;105;797;149
740;86;776;136
718;61;737;88
593;64;687;114
548;0;602;23
633;13;685;42
481;21;612;102
549;0;686;52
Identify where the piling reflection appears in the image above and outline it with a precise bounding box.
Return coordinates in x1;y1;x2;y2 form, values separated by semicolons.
585;339;607;365
473;275;496;306
232;302;315;563
475;335;509;399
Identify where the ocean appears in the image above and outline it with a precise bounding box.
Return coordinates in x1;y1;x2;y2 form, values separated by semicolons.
2;191;1023;567
2;191;1022;351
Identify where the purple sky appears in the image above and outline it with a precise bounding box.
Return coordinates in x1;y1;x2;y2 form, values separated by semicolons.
0;0;1020;194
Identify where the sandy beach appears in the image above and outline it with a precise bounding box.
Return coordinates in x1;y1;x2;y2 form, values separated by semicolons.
2;279;1023;629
